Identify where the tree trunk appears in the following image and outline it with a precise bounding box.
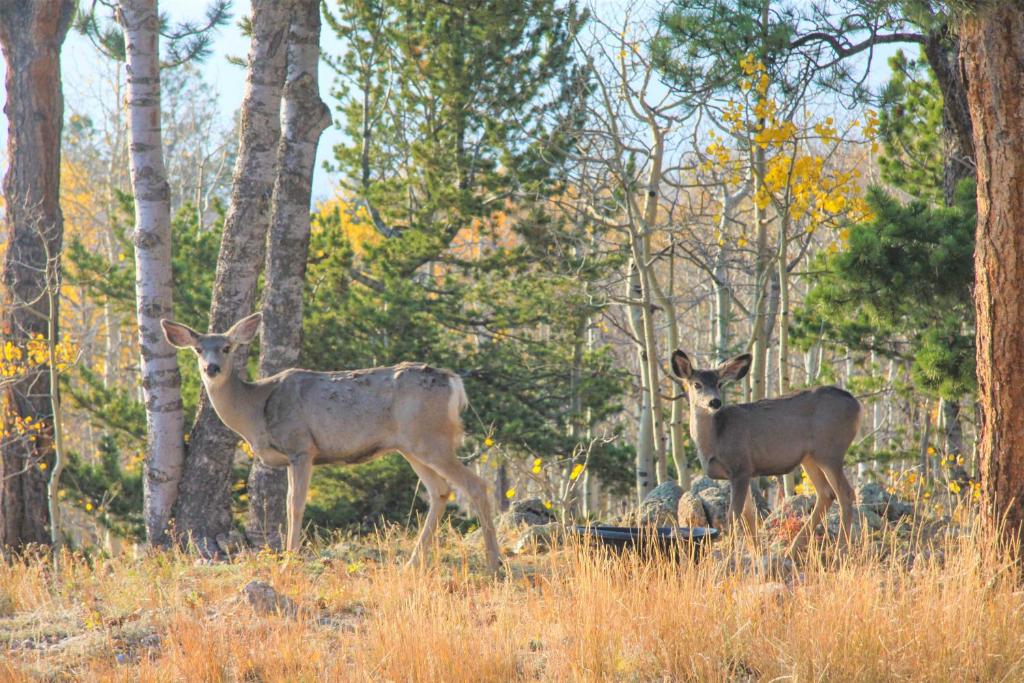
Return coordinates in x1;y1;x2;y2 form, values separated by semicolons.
174;0;291;555
749;144;770;401
940;398;965;457
960;3;1024;542
244;0;330;549
923;28;975;206
713;248;731;363
627;262;656;501
748;0;771;403
777;218;798;497
0;0;74;549
119;0;186;547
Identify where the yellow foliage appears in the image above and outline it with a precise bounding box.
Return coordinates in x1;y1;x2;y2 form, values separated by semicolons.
703;57;877;239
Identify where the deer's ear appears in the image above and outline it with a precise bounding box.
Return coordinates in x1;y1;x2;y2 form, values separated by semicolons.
717;353;751;383
162;320;200;349
226;312;262;344
671;350;693;379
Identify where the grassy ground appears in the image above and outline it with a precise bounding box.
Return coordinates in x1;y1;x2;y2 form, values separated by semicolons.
1;519;1023;682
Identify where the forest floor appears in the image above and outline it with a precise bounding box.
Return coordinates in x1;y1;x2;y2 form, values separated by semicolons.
2;516;1023;682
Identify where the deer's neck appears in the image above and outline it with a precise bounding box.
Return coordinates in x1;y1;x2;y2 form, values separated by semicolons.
689;403;718;464
201;370;265;442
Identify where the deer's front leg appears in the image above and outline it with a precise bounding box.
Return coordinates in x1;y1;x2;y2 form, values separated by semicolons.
728;475;752;535
286;453;314;552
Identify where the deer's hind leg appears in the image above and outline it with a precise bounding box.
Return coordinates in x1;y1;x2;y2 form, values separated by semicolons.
403;457;452;568
819;460;856;546
786;459;835;555
286;453;314;552
414;439;502;574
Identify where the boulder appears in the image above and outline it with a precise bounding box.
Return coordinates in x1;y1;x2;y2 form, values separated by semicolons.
859;506;885;531
243;580;297;618
503;498;556;527
638;481;684;525
690;476;722;497
763;494;816;527
216;530;249;555
691;477;732;529
857;482;913;522
676;491;709;528
825;504;887;535
779;494;816;517
512;522;562;554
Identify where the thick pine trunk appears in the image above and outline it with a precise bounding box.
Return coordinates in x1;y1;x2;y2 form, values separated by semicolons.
174;0;291;555
960;3;1024;542
0;0;74;548
245;0;330;548
120;0;186;546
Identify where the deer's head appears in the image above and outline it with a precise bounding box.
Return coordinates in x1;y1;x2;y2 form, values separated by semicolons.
161;313;262;387
670;350;751;413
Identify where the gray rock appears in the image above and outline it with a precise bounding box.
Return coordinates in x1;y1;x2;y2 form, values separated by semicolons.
503;498;556;527
856;481;890;511
781;494;816;517
690;476;723;497
676;491;709;528
139;634;161;650
711;549;797;580
691;477;732;529
638;481;685;525
216;530;248;555
512;522;562;554
859;506;885;530
856;482;913;522
243;580;297;618
763;494;816;530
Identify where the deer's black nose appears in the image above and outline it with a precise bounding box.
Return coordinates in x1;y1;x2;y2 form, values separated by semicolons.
708;398;722;409
207;363;221;377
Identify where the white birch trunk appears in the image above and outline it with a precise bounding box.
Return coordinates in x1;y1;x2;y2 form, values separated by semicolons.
120;0;185;545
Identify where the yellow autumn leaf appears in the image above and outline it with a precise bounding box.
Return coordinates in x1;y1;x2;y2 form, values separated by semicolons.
505;487;516;499
569;463;585;480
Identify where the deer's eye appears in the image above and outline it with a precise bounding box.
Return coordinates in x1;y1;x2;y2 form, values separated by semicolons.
693;382;702;390
222;345;231;354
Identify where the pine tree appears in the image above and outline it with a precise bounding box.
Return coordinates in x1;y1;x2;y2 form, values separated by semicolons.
877;50;945;204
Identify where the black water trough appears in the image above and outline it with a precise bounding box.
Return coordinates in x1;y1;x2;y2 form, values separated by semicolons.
572;525;720;560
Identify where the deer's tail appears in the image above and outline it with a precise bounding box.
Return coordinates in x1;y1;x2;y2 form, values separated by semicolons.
447;374;469;440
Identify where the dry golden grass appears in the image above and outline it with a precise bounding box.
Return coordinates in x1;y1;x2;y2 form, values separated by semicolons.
1;522;1022;682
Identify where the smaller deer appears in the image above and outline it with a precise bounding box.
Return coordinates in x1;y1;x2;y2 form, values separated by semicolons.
670;350;861;550
162;312;501;572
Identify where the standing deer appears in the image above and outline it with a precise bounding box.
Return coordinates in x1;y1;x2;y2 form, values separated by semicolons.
670;350;862;550
162;312;502;572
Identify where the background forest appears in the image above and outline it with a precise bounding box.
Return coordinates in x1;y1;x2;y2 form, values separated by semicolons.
0;0;1003;556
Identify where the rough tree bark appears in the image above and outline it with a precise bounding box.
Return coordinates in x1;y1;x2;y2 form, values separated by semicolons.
960;2;1024;542
245;0;330;548
119;0;186;546
0;0;74;548
174;0;291;555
